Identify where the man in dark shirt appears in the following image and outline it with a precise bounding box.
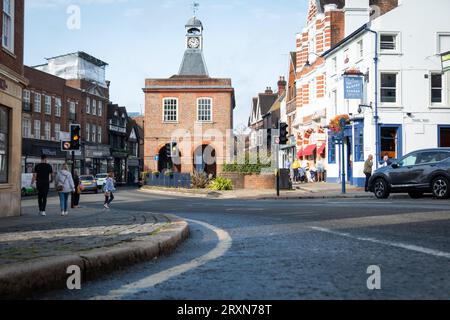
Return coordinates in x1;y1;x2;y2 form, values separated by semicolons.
32;155;53;216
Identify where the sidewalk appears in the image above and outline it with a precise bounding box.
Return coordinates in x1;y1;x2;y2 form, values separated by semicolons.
0;198;189;299
141;182;373;200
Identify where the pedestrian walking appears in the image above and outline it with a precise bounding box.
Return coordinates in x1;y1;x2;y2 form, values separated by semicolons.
364;155;374;192
292;159;301;182
55;164;75;216
31;154;53;217
316;158;325;182
103;173;116;210
72;170;81;208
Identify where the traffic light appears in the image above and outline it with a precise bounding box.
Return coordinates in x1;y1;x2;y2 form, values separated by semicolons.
279;122;289;145
70;124;81;151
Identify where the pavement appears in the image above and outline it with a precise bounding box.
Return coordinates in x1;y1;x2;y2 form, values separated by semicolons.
0;191;189;299
142;182;377;200
33;188;450;300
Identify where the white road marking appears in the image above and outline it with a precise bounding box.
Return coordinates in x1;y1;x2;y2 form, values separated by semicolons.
310;226;450;259
92;219;232;300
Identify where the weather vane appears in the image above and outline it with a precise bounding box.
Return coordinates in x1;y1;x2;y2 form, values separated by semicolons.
192;1;200;17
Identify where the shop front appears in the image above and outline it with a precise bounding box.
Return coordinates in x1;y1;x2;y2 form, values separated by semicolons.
127;158;141;185
85;145;110;176
111;150;128;184
22;139;67;175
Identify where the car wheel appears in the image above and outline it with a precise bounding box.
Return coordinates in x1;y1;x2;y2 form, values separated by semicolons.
374;178;390;199
408;191;424;199
432;176;450;199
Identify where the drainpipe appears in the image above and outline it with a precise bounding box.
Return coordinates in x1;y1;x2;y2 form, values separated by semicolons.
365;26;380;169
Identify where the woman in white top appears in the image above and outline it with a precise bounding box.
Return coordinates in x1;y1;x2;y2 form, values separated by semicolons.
56;164;75;216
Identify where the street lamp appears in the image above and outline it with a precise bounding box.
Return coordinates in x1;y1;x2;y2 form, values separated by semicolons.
358;102;373;115
304;52;322;68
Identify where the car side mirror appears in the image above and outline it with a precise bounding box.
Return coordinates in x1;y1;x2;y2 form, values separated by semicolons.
392;162;400;169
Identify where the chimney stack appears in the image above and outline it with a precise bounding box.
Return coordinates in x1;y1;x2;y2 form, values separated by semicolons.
344;0;371;37
265;87;273;94
277;76;287;96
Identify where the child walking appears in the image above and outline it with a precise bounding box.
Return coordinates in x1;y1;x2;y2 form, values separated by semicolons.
103;173;116;209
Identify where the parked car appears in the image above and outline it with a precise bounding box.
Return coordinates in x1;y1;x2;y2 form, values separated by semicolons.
369;148;450;199
79;175;98;194
95;173;108;189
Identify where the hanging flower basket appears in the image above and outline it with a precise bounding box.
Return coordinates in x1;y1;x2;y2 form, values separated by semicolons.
329;114;350;134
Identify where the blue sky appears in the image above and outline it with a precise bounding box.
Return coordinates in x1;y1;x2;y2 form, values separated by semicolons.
25;0;308;127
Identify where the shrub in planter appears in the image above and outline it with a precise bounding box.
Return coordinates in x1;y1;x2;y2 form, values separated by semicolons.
209;177;233;191
191;171;210;189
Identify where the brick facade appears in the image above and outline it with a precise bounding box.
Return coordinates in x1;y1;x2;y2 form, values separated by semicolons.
0;0;26;218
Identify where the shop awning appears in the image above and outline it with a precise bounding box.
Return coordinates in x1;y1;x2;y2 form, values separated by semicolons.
317;144;326;155
302;144;317;157
297;149;303;158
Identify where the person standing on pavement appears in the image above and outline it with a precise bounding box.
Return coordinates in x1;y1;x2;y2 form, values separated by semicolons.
32;154;53;217
364;155;374;192
103;173;116;210
72;170;81;208
316;158;325;182
292;159;301;182
56;164;75;216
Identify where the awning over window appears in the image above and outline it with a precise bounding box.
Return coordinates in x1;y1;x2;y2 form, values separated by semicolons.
301;144;317;157
297;148;303;158
317;144;326;155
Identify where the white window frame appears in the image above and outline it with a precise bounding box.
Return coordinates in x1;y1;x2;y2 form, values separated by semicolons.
91;124;96;143
85;123;90;142
34;93;41;113
430;72;447;108
436;32;450;55
92;100;97;116
55;97;62;117
197;97;213;123
2;0;15;53
22;117;31;138
98;101;103;117
54;123;60;141
44;121;51;140
44;95;51;115
23;90;30;104
69;101;76;114
97;125;102;143
357;39;364;59
34;120;41;139
331;56;337;76
380;32;401;54
380;71;402;107
86;97;90;114
162;98;178;123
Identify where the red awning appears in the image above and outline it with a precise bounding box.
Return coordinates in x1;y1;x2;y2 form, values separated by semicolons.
302;144;317;157
317;144;326;155
297;149;303;158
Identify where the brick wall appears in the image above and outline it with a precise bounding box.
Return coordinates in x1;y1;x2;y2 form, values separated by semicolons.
244;174;275;190
0;0;24;77
143;77;234;174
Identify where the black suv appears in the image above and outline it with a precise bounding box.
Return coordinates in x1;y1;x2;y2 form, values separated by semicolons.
369;148;450;199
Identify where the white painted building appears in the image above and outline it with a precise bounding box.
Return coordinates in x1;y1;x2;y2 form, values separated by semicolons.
323;0;450;187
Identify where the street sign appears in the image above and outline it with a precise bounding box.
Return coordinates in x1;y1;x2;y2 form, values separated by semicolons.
344;76;364;100
154;155;159;161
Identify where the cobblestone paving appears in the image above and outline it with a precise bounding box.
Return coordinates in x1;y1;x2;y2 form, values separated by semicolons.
0;204;171;266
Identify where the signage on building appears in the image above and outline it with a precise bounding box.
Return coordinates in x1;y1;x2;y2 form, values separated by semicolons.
109;124;127;134
344;76;364;100
442;51;450;73
42;149;57;156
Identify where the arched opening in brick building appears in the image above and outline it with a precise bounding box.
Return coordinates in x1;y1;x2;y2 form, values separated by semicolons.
157;144;182;173
194;144;216;177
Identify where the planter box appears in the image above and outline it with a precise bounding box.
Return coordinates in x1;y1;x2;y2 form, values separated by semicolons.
220;172;245;190
244;173;275;190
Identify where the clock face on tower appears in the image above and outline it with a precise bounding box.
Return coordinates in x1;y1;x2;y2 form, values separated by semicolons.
188;37;200;49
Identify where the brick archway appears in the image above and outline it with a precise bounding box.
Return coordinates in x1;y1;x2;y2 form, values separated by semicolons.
193;144;217;177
